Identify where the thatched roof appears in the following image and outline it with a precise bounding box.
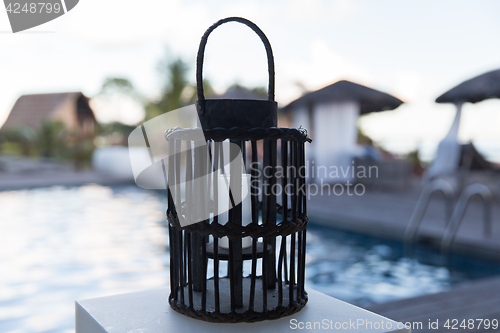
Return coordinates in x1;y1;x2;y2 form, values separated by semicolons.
211;85;267;100
1;92;93;130
436;69;500;104
282;80;403;114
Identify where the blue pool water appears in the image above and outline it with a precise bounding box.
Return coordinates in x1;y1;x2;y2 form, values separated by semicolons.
305;225;500;307
0;185;499;332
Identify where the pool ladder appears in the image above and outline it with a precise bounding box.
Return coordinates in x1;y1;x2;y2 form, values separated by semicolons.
404;180;493;255
440;183;493;255
404;179;454;246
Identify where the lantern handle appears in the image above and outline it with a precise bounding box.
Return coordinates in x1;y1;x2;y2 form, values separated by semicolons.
196;17;275;112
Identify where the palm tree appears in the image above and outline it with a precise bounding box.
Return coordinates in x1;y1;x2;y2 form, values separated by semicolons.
145;57;214;120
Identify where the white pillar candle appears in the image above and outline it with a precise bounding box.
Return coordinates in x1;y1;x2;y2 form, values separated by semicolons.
218;174;252;249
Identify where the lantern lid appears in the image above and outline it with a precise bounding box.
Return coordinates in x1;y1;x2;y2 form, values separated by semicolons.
197;99;277;130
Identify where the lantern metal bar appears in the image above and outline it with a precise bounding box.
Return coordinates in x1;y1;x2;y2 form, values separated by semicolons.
178;141;186;303
178;231;185;304
168;140;178;301
298;145;307;297
297;226;303;298
167;140;176;300
281;139;287;303
180;143;189;303
283;140;289;286
290;235;295;304
240;139;250;309
201;231;207;310
183;230;187;289
262;237;268;311
241;140;247;167
213;235;220;311
183;231;190;291
296;142;303;298
249;140;258;311
266;138;277;288
301;143;307;215
250;141;259;225
228;238;235;312
197;143;209;311
184;139;194;302
176;229;183;302
249;237;257;311
175;140;182;210
183;141;193;308
278;237;285;307
229;140;243;308
290;140;297;304
292;141;298;221
212;141;221;313
186;231;193;307
283;237;288;284
168;223;176;299
172;229;178;300
218;141;227;287
192;140;207;294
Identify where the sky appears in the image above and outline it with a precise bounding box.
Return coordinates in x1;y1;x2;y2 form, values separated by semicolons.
1;0;500;161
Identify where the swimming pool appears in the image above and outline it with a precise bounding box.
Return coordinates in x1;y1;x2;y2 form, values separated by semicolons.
305;224;500;307
0;185;498;332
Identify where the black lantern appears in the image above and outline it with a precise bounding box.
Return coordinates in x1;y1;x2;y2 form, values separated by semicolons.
166;17;311;323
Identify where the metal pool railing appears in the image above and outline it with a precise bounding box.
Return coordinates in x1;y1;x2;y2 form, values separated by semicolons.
440;183;493;255
404;179;455;249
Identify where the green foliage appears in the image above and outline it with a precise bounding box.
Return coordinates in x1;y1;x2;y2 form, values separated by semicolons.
96;122;136;136
101;77;135;94
37;120;66;158
227;83;267;99
0;126;36;155
68;136;95;170
146;57;190;120
0;121;96;168
248;86;267;98
95;121;136;146
145;56;214;120
37;121;96;168
99;77;143;102
158;58;189;111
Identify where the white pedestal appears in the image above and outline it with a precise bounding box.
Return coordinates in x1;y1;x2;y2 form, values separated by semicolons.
76;288;410;332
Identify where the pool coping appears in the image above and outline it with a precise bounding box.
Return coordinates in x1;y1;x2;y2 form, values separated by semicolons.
308;199;500;262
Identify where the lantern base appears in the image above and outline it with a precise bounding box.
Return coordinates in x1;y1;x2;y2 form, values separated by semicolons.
169;277;307;323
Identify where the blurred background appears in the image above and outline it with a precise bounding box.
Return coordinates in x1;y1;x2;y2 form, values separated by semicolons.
1;1;500;332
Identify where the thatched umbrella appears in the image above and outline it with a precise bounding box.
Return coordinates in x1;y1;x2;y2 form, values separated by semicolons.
282;80;403;183
436;69;500;104
427;69;500;181
282;80;403;114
